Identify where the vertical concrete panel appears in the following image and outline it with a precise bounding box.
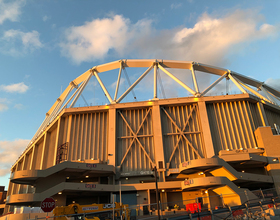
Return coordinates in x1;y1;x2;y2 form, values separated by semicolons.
162;104;203;168
44;126;57;168
116;108;154;173
207;101;259;154
197;101;214;158
108;109;116;166
265;107;280;131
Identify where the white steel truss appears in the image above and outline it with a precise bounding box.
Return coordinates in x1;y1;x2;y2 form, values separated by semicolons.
26;59;280;151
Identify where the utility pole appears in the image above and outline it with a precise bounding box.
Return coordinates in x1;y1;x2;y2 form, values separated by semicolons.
154;166;160;220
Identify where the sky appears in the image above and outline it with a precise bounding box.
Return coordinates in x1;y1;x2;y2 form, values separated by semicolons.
0;0;280;189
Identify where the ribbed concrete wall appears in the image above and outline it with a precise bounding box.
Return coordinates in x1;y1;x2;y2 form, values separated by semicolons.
161;104;204;168
65;112;108;162
207;101;262;154
116;108;154;173
265;107;280;130
7;95;280;202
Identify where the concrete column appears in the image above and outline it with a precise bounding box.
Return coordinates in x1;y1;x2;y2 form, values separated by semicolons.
66;115;72;160
108;108;116;166
53;118;62;165
152;103;165;181
197;101;215;158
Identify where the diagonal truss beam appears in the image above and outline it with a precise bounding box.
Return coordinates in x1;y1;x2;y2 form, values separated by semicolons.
70;72;93;107
200;73;227;96
118;109;154;168
227;72;247;94
92;69;113;103
236;80;271;103
158;63;196;95
161;105;202;168
261;86;276;103
117;65;153;103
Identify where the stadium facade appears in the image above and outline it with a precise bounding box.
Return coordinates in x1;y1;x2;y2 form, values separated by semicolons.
4;60;280;213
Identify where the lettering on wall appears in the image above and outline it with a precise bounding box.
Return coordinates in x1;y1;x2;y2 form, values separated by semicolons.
86;164;97;168
85;184;96;189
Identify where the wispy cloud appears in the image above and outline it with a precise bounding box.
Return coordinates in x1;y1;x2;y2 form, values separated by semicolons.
0;98;9;112
265;78;280;91
60;9;278;67
0;139;29;176
42;15;50;22
0;103;8;112
0;82;29;93
171;3;182;9
0;0;24;24
14;103;24;109
1;29;43;56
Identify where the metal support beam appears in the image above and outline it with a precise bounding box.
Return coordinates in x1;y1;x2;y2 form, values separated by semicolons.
191;64;199;93
92;70;113;104
158;64;196;95
70;72;93;107
117;65;153;103
261;86;277;104
227;73;247;94
200;74;227;96
237;80;270;103
154;63;158;99
114;61;123;102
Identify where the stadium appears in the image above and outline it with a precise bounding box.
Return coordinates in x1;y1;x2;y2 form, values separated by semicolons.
4;59;280;214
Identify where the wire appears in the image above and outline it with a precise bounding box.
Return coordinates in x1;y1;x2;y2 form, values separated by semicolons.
158;69;166;99
123;68;137;101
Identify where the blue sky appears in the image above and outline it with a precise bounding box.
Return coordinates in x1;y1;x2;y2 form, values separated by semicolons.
0;0;280;189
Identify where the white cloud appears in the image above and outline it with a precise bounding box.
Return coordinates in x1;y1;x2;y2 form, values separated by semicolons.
0;103;8;112
42;15;50;22
265;78;280;91
0;139;29;176
0;82;29;93
0;98;9;112
60;15;153;64
0;0;24;24
14;103;23;109
171;3;182;9
60;10;278;67
1;29;43;55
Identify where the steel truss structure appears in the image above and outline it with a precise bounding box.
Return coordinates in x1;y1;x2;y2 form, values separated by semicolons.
28;60;280;152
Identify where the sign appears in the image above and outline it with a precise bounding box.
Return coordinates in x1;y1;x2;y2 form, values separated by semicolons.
120;170;153;176
41;197;56;212
182;161;190;167
85;184;96;189
184;179;194;185
82;206;99;211
86;163;97;168
103;203;115;209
